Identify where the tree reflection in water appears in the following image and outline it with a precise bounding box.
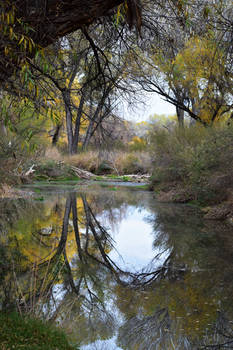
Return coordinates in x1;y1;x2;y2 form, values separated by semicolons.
0;190;233;349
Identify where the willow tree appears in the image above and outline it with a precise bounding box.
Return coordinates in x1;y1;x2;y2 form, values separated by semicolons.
0;0;143;84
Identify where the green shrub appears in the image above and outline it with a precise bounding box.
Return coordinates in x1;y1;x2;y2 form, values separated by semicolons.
150;124;233;203
0;133;38;185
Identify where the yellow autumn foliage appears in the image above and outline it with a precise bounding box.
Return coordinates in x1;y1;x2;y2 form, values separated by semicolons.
128;136;147;151
172;34;227;123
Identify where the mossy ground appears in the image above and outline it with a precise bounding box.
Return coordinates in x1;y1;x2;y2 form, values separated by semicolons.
0;312;77;350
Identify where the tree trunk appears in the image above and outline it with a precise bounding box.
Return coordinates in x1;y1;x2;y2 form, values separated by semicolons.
82;119;95;150
63;90;74;155
71;90;86;154
54;196;72;258
176;105;184;128
190;98;199;126
52;124;62;146
82;87;111;149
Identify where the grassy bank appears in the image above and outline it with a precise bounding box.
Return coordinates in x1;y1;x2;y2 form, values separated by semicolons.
0;312;76;350
30;149;152;182
150;124;233;220
45;148;152;175
0;147;152;197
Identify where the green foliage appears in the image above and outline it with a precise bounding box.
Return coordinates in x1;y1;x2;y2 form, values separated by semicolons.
171;34;230;124
0;312;76;350
122;175;130;182
34;196;44;201
151;124;233;203
108;186;117;191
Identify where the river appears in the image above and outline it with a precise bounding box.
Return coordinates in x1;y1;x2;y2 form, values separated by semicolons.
0;182;233;349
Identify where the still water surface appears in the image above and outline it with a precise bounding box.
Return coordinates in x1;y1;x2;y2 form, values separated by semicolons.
0;183;233;349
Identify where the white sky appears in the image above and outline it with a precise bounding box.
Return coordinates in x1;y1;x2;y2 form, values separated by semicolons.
123;93;176;122
142;93;176;119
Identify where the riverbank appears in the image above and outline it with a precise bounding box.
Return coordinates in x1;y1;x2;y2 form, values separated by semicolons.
153;179;233;222
150;125;233;222
0;176;150;202
0;152;151;198
1;167;232;222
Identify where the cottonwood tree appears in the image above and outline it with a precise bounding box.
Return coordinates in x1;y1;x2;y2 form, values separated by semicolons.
127;0;233;126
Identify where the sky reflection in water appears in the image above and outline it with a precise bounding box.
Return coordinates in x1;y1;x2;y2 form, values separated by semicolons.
107;206;167;271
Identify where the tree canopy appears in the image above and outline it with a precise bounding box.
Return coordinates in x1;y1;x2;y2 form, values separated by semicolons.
0;0;127;82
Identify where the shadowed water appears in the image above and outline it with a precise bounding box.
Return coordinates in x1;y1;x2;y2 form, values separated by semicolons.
0;183;233;349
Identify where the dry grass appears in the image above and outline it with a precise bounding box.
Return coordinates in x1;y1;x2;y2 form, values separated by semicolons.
44;147;62;162
40;146;152;175
63;150;152;175
113;151;152;174
64;150;100;173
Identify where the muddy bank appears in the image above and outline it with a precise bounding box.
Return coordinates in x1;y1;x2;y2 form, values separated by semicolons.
154;174;233;222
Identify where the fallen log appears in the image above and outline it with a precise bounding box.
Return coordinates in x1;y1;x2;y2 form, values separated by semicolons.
70;165;95;180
